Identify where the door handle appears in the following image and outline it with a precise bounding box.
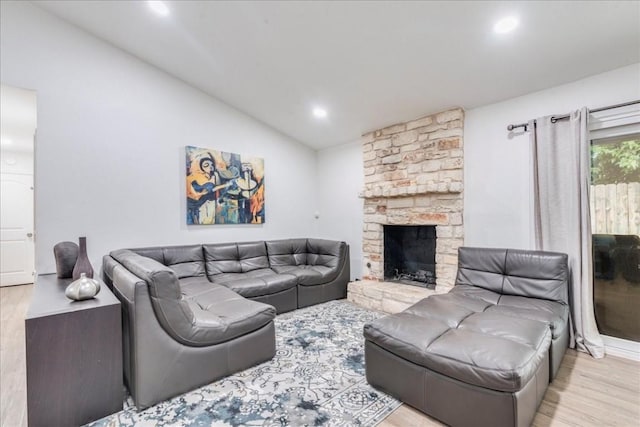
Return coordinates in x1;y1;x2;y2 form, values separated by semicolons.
27;233;33;238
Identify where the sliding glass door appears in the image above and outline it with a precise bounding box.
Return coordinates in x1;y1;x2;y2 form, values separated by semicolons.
591;132;640;342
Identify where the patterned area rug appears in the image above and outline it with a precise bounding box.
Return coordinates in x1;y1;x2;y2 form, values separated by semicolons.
89;300;400;426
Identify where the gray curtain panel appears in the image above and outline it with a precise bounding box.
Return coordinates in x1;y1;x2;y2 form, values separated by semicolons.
530;108;605;358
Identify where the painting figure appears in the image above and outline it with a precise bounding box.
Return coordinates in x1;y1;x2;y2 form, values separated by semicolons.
186;146;265;225
186;150;221;224
236;163;259;223
250;184;265;224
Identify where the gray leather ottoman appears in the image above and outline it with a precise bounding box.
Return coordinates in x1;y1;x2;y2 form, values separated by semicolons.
365;299;550;427
363;247;569;427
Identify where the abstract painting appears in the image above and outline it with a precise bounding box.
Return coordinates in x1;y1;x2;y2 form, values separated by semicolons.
186;146;264;225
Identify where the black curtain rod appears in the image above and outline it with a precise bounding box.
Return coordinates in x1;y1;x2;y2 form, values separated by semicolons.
506;99;640;132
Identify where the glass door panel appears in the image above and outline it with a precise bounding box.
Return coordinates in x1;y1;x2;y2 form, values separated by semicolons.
591;133;640;342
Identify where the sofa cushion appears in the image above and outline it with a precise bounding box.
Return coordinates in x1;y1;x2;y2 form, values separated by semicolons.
131;245;206;279
178;276;215;297
269;265;333;286
364;312;451;366
237;241;270;272
403;296;478;328
306;238;343;268
456;247;507;294
456;247;569;304
459;311;550;348
162;245;206;278
448;284;501;305
451;282;569;340
265;239;308;267
503;249;569;304
204;242;271;278
210;270;297;298
364;304;551;393
426;319;550;392
204;243;242;276
183;283;275;345
414;290;495;313
487;295;569;339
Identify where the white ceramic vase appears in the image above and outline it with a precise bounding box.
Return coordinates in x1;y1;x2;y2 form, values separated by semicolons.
65;273;101;301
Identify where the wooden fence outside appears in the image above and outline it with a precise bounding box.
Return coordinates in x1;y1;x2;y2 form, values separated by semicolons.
591;182;640;235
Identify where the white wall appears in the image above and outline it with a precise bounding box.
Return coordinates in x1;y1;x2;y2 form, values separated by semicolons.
0;2;319;274
464;63;640;250
316;141;363;279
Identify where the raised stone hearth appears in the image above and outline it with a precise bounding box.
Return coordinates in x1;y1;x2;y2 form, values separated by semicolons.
360;107;464;295
347;280;448;314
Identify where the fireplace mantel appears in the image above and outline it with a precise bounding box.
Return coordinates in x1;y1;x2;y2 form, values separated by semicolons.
358;185;462;199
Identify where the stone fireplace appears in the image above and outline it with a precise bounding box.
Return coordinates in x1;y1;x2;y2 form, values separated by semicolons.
348;107;464;312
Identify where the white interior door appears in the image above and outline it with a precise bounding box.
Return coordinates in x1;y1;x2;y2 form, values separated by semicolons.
0;173;35;286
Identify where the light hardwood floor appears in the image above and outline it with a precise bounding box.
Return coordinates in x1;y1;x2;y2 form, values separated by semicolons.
380;349;640;427
0;284;32;427
1;284;639;427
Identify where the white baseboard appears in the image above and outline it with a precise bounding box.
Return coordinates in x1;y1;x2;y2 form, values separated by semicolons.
602;335;640;361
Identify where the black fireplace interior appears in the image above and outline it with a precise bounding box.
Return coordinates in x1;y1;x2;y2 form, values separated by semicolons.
384;225;436;288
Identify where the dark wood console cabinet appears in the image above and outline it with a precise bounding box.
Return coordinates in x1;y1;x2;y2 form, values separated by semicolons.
26;274;123;426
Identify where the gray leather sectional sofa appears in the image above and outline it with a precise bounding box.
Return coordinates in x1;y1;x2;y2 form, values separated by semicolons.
102;238;349;409
364;247;569;427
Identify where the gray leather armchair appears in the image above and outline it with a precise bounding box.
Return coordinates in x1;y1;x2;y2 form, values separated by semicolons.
104;249;276;410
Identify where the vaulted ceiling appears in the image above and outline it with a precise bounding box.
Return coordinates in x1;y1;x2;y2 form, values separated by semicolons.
35;1;640;149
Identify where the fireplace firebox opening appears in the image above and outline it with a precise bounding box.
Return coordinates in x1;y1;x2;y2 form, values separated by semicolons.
383;225;436;288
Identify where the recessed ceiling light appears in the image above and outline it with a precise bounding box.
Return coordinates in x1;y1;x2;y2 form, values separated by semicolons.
312;107;328;119
148;1;170;17
494;16;519;34
0;138;13;146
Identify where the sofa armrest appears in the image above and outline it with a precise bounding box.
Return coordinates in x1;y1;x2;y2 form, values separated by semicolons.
111;262;147;304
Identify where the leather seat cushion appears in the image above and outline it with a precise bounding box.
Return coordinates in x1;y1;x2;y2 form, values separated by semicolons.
448;285;568;339
448;284;501;305
179;277;214;297
488;295;569;339
180;281;275;345
270;265;333;286
455;247;569;304
364;307;550;392
204;241;272;278
306;238;343;268
405;292;493;322
265;239;308;267
364;313;451;367
427;314;550;392
132;245;206;279
210;270;297;298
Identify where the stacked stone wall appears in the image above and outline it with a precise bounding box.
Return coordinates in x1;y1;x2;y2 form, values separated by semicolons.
360;108;464;290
